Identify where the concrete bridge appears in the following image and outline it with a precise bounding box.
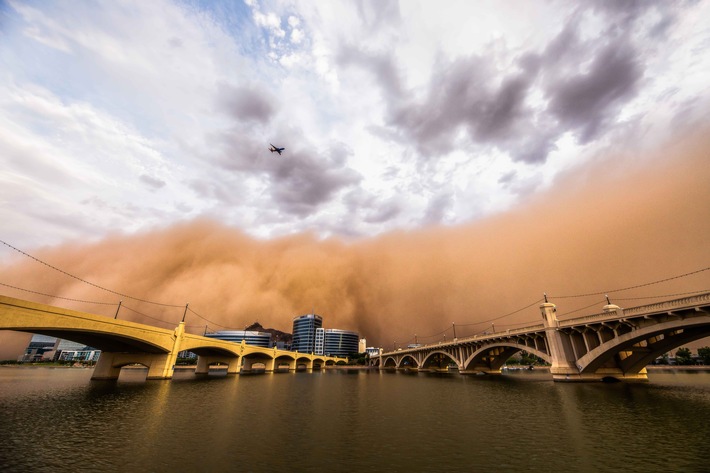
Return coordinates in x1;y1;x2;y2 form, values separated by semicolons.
0;295;347;380
374;292;710;382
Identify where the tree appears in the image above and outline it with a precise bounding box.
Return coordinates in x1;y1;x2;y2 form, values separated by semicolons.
698;346;710;365
675;347;694;365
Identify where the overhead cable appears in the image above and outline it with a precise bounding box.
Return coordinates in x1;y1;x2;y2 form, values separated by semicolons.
0;239;184;308
550;265;710;299
0;281;117;306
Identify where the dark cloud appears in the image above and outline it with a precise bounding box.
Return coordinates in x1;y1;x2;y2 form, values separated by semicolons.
498;170;516;185
388;56;542;161
545;40;643;143
268;149;362;216
339;7;664;165
363;198;402;224
209;128;362;218
422;192;452;225
355;0;401;33
139;174;166;190
336;46;403;97
217;82;276;124
589;0;681;33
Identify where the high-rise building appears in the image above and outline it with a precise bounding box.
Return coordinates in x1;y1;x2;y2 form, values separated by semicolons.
205;330;272;348
291;314;323;353
317;329;360;357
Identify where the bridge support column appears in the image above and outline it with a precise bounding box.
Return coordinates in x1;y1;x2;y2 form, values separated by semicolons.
195;356;241;375
91;352;175;380
150;321;186;379
263;358;275;372
92;352;123;380
541;302;584;382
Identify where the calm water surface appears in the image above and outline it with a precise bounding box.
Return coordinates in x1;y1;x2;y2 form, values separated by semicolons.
1;367;709;472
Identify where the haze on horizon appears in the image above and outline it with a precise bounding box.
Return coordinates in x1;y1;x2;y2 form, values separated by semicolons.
1;1;710;353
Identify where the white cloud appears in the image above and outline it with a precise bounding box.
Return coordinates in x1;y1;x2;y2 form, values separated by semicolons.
2;0;710;249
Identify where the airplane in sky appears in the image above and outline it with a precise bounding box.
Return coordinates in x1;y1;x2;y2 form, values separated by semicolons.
269;144;285;155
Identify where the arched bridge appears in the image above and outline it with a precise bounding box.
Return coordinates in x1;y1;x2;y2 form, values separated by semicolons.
374;292;710;382
0;295;347;380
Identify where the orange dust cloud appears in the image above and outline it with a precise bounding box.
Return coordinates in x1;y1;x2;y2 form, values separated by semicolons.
1;128;709;352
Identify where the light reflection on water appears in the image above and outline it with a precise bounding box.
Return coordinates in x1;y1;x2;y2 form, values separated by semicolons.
1;367;709;472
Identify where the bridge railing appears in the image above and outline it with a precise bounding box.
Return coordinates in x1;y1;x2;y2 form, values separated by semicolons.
378;292;710;358
622;292;710;317
379;323;546;357
558;291;710;327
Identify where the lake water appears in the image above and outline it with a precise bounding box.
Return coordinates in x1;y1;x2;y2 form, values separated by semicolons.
1;367;709;472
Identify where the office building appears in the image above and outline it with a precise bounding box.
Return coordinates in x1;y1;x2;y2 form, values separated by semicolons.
359;338;367;354
205;330;272;348
291;314;323;353
316;328;360;357
366;347;382;357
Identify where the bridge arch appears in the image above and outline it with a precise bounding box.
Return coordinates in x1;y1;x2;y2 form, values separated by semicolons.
397;354;419;369
382;356;397;368
421;350;460;370
463;342;551;373
577;316;710;375
10;328;170;354
274;353;297;371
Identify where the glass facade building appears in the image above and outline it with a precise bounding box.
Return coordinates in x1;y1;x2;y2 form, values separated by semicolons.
317;329;360;357
291;314;323;353
205;330;272;348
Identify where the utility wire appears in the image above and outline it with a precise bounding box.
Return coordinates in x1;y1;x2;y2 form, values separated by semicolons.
1;239;185;308
186;306;233;329
456;298;545;326
550;265;710;299
613;289;710;301
556;299;608;318
121;304;177;327
0;281;118;306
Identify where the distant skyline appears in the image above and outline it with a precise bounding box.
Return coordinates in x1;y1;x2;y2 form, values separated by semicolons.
2;1;710;251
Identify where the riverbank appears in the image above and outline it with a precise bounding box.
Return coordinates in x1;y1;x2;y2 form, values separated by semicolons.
646;365;710;371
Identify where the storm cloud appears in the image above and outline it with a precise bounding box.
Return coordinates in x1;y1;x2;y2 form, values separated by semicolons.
2;128;709;352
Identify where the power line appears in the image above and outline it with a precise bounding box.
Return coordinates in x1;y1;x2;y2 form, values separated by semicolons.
186;306;242;330
0;281;118;306
456;298;545;326
121;304;177;327
613;289;710;301
550;265;710;299
1;239;184;308
556;299;608;318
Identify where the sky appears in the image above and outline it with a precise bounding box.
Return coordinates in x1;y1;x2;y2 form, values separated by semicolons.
1;1;710;352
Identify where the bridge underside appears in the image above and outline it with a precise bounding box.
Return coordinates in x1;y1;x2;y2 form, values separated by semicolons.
10;328;168;354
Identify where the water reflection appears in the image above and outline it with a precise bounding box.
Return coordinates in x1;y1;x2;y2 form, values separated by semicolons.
1;368;710;472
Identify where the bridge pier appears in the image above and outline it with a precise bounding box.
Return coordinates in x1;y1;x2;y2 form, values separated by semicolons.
195;355;241;375
91;352;175;380
541;302;650;382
